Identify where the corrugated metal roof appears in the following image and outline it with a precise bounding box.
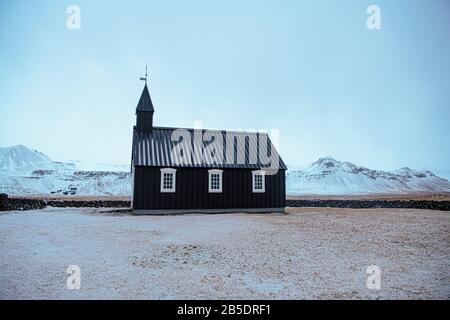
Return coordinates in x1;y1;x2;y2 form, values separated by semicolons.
132;127;287;170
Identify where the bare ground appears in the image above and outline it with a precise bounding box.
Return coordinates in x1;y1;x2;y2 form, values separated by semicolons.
0;207;449;299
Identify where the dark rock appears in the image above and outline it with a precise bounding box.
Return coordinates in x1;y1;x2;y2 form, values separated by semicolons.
0;193;8;209
286;199;450;211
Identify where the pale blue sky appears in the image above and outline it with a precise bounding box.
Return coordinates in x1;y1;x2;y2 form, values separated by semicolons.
0;0;449;170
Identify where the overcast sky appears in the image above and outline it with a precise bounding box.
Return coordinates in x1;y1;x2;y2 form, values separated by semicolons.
0;0;449;170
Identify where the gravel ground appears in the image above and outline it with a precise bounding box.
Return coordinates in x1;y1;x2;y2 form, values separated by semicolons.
0;207;449;299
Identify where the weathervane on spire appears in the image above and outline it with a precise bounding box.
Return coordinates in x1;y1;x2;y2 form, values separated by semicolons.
140;65;148;85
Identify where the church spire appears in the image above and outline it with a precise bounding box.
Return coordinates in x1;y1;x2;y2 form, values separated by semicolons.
135;66;154;133
136;66;154;112
136;83;154;112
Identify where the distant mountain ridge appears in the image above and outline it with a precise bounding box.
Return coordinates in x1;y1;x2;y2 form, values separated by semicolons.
0;145;131;196
0;145;449;196
0;145;71;172
286;157;450;195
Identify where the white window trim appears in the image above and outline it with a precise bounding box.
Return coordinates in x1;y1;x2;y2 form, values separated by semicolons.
160;168;177;193
252;170;266;193
208;169;223;193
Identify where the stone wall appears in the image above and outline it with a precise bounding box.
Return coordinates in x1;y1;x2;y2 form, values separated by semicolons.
0;194;47;211
286;199;450;211
48;200;131;208
1;194;449;212
0;194;130;211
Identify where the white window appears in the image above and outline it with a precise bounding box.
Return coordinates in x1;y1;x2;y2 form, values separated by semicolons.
208;169;223;193
252;170;265;193
160;168;176;193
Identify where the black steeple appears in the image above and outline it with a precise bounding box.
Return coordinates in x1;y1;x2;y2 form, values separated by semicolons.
136;83;154;112
135;67;154;133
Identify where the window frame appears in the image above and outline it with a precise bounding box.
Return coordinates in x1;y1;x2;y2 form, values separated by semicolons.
160;168;177;193
208;169;223;193
252;170;266;193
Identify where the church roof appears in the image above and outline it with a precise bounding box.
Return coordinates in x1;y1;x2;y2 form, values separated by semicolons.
132;126;287;170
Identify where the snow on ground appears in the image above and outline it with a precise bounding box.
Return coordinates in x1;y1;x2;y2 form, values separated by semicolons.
0;207;449;299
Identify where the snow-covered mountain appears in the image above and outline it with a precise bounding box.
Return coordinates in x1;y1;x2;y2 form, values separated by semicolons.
0;145;72;172
286;157;450;195
0;145;131;196
1;145;449;196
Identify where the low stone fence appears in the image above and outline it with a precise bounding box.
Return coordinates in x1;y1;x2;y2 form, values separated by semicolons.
286;199;450;211
0;194;130;211
1;194;449;212
48;200;131;208
0;194;47;211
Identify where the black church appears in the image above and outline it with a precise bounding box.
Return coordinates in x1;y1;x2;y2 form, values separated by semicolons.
131;82;286;214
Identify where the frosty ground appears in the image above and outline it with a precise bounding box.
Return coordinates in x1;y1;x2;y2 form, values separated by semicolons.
0;207;449;299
